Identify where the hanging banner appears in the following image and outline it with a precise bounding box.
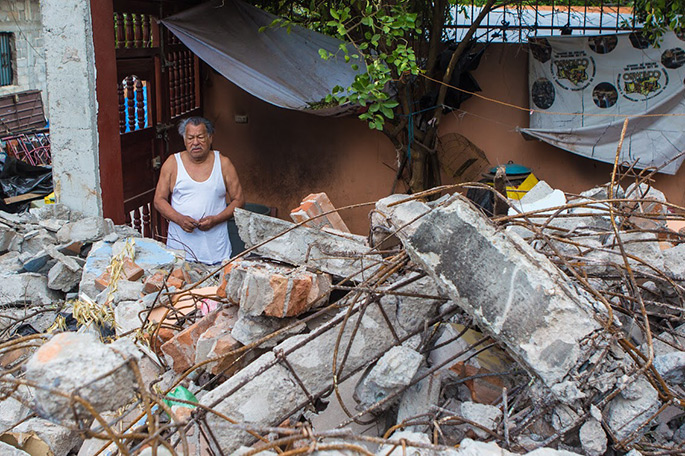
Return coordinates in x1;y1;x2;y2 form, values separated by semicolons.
521;31;685;174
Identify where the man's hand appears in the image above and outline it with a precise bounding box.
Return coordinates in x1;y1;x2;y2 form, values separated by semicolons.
176;215;199;233
197;215;220;231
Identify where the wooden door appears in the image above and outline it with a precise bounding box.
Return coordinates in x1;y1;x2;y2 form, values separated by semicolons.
113;1;201;240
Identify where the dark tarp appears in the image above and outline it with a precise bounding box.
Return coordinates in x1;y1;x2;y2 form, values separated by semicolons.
162;0;365;116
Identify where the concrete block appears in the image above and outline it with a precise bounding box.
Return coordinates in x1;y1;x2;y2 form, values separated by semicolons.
24;332;138;424
234;208;382;281
459;401;502;439
0;441;31;456
290;192;350;233
396;370;442;432
239;263;331;318
377;194;608;399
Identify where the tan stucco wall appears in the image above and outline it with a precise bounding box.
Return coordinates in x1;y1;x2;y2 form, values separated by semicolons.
204;42;684;234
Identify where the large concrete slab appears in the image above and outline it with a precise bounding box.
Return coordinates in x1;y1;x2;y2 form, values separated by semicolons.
376;194;608;396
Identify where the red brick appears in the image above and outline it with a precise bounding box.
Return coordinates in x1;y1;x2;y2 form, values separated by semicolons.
143;271;166;294
194;306;242;375
217;260;242;298
161;309;223;373
166;275;185;290
94;258;144;291
450;361;505;405
290;192;350;233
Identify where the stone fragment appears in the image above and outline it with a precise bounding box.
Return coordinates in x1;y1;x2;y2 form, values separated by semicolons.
376;431;431;456
195;305;242;375
377;194;607;400
161;308;226;373
29;203;72;221
24;333;137;424
604;376;661;441
579;418;607;456
239;263;331;318
355;345;424;411
625;183;667;231
235;208;382;281
0;395;31;432
20;250;50;272
47;261;81;292
231;312;306;348
459;401;501;439
0;272;60;305
0;251;23;274
653;351;685;383
290;192;351;233
21;230;57;256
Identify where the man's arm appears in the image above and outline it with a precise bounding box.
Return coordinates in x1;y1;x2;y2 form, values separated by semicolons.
197;155;245;231
153;156;199;233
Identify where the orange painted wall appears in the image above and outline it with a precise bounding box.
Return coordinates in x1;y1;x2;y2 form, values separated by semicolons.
203;42;684;234
203;67;399;235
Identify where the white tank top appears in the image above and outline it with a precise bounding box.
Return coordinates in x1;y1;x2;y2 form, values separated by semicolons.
166;150;232;264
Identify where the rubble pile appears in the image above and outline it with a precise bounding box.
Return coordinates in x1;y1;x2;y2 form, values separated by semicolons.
0;174;684;456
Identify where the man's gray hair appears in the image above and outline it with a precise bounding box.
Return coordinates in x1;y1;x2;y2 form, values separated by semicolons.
178;116;215;137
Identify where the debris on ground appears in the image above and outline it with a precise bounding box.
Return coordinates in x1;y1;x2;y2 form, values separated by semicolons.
1;176;684;456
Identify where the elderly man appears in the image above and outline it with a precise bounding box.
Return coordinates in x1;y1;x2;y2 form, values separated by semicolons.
154;117;244;264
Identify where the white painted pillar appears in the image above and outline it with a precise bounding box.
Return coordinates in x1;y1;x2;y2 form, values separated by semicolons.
41;0;102;217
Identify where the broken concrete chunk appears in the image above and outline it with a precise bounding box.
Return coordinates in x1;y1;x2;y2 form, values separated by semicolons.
0;224;20;253
653;352;685;383
0;272;60;305
24;332;138;425
114;300;147;336
7;417;83;456
376;431;431;456
579;418;607;456
239;263;331;318
604;376;661;441
231;312;306;348
396;370;442;432
355;345;424;411
0;441;31;456
47;261;81;292
377;194;607;400
234;208;382;281
459;401;501;439
56;216;115;244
